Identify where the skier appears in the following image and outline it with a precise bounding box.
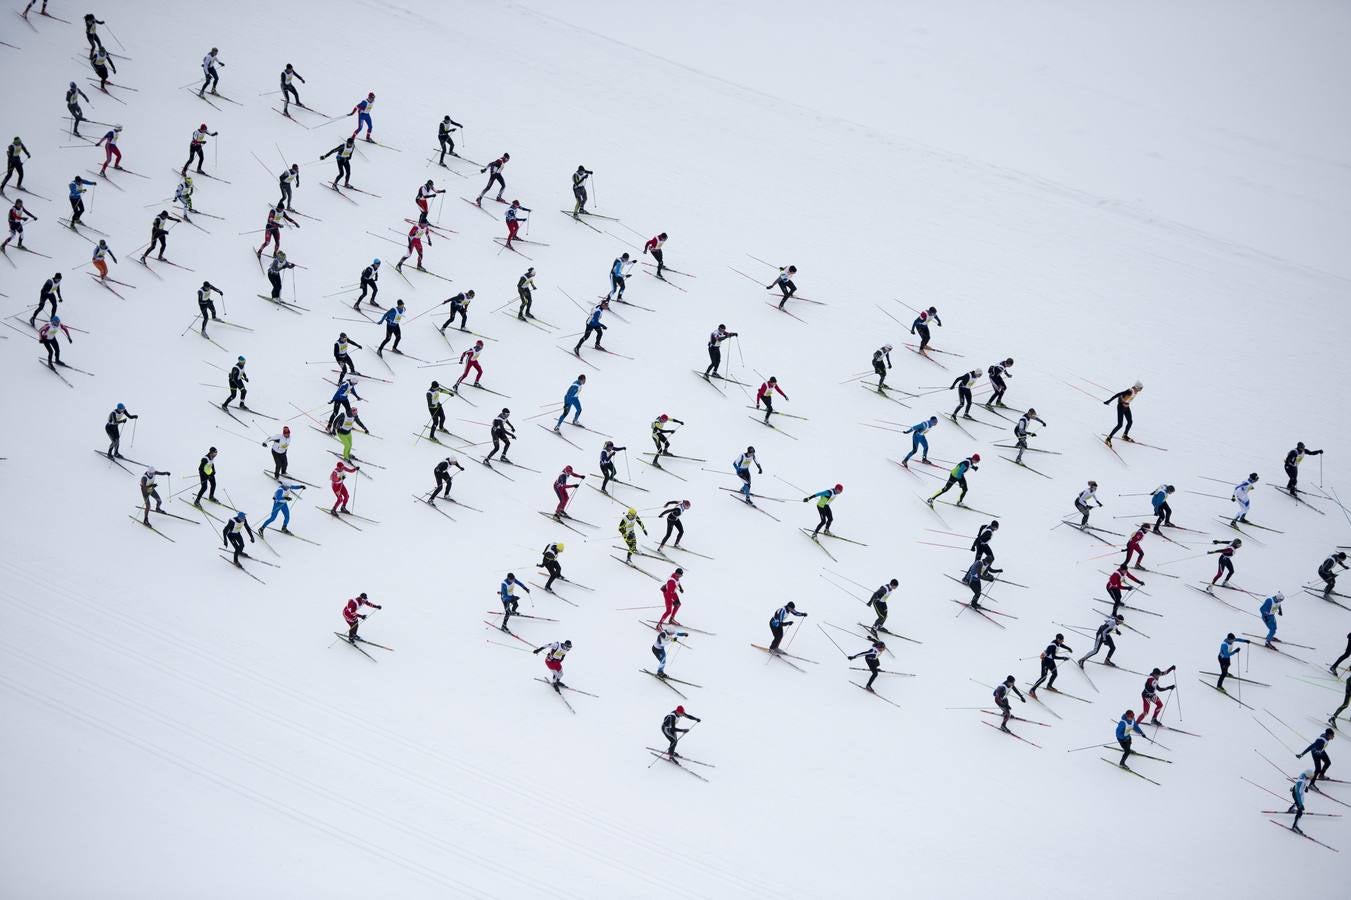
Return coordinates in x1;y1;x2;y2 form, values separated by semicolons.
88;46;116;92
1288;769;1312;834
1138;665;1177;724
431;454;465;502
1078;613;1125;667
573;300;609;354
259;480;306;535
618;506;647;561
985;358;1013;407
342;593;382;643
551;467;585;518
329;459;360;513
1328;668;1351;724
651;413;681;457
1216;632;1249;690
909;307;942;351
262;426;291;478
1011;408;1046;464
1150;483;1176;530
82;13;106;50
661;705;701;758
66;82;92;137
571;165;593;217
1028;634;1073;697
325;376;363;432
278;164;300;210
950;369;982;418
1;137;30;192
503;200;531;249
656;500;690;550
475;152;509;205
802;484;843;537
66;175;95;226
138;467;170;525
199;48;224;97
1330;632;1351;676
850;639;887;691
90;239;117;281
651;624;688;678
538;543;563;592
415;179;445;215
195;278;221;330
901;416;939;466
397;219;432;271
141;209;182;263
1073;480;1103;527
320;137;356;189
1297;729;1335;788
515;267;535;319
37;316;72;368
333;332;362;379
960;556;1001;610
733;446;762;502
1207;538;1241;589
927;453;980;507
598;441;625;493
220;356;249;411
1106;565;1144;616
657;568;684;627
180;124;218;176
768;601;807;651
1229;472;1259;526
1103;381;1143;445
1122;523;1151;569
1115;710;1146;768
104;403;137;458
1259;592;1285;647
867;579;900;634
499;574;529;630
377;299;406;354
1318;551;1349;595
174;175;195;220
993;676;1025;731
332;408;368;463
705;324;737;377
194;447;218;506
439;290;476;332
766;265;797;307
643;232;668;278
266;251;295;300
221;511;255;567
354;259;380;309
426;381;454;436
455;340;485;389
605;254;631;301
484;408;514;464
1283;442;1324;495
864;344;895;392
2;198;36;251
532;639;572;691
348;91;376;141
971;520;998;564
280;64;306;113
28;272;62;327
435;115;464;165
256;204;298;257
755;376;788;424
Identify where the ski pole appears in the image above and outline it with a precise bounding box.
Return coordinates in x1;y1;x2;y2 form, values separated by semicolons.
591;174;598;210
130;416;137;448
815;622;849;657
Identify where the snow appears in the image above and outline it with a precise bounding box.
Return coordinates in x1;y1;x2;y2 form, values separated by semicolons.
2;0;1349;895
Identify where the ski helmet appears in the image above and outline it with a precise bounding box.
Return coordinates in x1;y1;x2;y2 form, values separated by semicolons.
1275;591;1284;602
833;484;843;493
115;403;125;411
626;508;637;517
971;453;981;463
282;426;290;436
372;258;381;266
237;356;246;364
235;511;246;520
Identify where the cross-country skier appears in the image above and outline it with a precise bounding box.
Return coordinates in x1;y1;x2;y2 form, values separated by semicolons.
867;579;900;634
661;705;701;758
651;413;682;457
605;254;631;301
733;446;762;502
985;358;1013;408
1288;769;1312;834
1150;483;1175;530
194;447;218;506
658;568;684;627
538;544;563;592
2;198;36;251
221;356;249;410
349;92;376;140
1138;665;1176;724
431;455;464;502
259;480;306;535
484;408;513;464
174;175;195;219
993;676;1025;731
256;204;298;257
598;440;625;493
755;376;788;423
28;272;62;326
971;520;998;564
868;344;895;391
138;467;170;525
1074;480;1103;527
960;556;1001;610
266;251;294;300
1319;551;1349;596
1216;632;1249;691
82;13;106;50
329;459;360;513
571;165;593;217
927;453;980;507
1;137;30;192
279;65;305;113
656;500;690;550
104;403;136;458
476;153;509;205
426;381;454;436
1297;729;1335;788
415;179;445;215
705;324;737;377
499;574;529;630
1103;381;1143;445
643;232;668;278
222;511;255;567
515;268;535;319
90;239;117;281
67;175;95;226
767;265;797;307
1115;710;1146;768
397;219;432;271
1028;634;1072;697
1106;565;1144;616
342;593;381;643
651;624;688;678
1328;668;1351;724
1122;523;1151;568
66;82;92;137
950;369;982;418
1078;613;1125;667
199;48;224;97
1011;408;1046;464
1283;442;1323;496
532;638;572;691
436;115;464;165
851;639;887;691
553;466;585;519
377;300;406;353
768;601;807;650
910;306;941;351
333;332;362;379
1329;632;1351;677
181;124;218;176
1207;538;1241;589
439;290;475;331
901;416;938;466
262;426;291;478
618;506;646;560
574;300;610;354
37;316;71;368
89;47;116;92
456;340;485;389
555;374;585;430
332;407;368;462
1259;592;1285;647
278;163;300;210
803;484;843;537
321;137;356;189
1230;472;1259;526
141;209;182;263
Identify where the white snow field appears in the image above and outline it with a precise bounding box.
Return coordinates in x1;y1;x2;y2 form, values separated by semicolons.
2;1;1350;896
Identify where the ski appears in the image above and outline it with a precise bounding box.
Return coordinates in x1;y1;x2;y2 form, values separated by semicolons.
128;515;174;542
612;554;662;581
641;669;687;698
333;633;376;661
1102;758;1160;785
647;751;709;782
1268;819;1338;851
1199;677;1253;708
727;492;781;521
983;720;1040;748
750;644;819;664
